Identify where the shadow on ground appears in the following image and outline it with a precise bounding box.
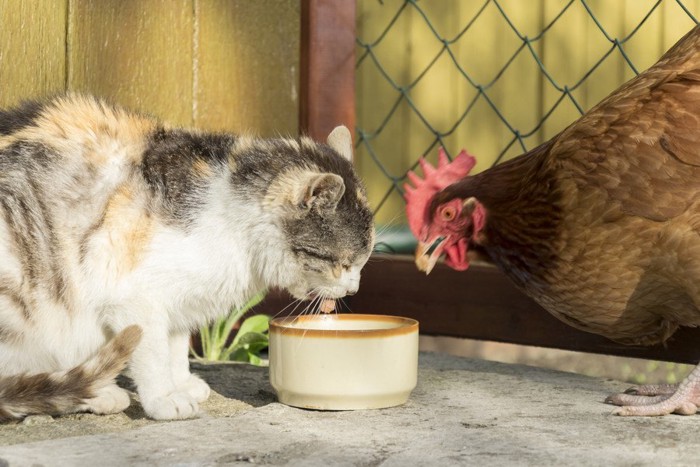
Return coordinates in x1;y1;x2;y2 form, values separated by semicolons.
190;361;276;407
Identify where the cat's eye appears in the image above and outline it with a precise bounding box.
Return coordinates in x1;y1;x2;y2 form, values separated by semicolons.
304;263;324;273
294;247;337;263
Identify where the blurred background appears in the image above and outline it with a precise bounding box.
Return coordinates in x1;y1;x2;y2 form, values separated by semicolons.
356;0;700;225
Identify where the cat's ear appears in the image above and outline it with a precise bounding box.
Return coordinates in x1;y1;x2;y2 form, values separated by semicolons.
327;126;353;161
301;173;346;212
265;170;346;214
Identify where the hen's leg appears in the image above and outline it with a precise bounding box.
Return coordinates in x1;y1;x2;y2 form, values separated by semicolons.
606;365;700;416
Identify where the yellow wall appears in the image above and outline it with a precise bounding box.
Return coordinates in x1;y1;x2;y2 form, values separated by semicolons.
356;0;700;225
0;0;300;136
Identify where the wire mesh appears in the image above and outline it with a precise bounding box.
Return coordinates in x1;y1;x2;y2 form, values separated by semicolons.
355;0;700;227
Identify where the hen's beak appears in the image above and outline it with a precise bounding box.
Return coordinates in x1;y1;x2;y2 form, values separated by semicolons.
415;236;446;275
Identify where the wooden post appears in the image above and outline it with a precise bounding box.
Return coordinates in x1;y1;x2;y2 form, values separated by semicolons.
299;0;356;147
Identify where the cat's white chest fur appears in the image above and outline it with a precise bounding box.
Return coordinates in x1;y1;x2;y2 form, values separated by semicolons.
98;191;270;330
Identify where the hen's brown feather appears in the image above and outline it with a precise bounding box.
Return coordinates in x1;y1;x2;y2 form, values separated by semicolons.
437;25;700;346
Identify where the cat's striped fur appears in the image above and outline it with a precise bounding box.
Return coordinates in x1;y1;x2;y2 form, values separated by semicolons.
0;95;374;420
0;325;141;421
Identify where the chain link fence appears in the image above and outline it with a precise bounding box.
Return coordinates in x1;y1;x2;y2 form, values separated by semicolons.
355;0;700;234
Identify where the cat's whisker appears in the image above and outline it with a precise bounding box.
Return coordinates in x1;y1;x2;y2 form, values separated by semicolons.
368;252;397;263
374;210;404;236
374;223;393;239
289;297;310;317
388;212;405;225
297;296;318;344
318;292;330;315
371;209;414;263
271;296;307;323
337;297;351;314
271;297;303;319
309;290;325;317
298;289;321;320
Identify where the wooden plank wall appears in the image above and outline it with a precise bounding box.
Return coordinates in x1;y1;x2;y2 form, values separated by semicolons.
356;0;700;225
0;0;300;136
0;0;68;107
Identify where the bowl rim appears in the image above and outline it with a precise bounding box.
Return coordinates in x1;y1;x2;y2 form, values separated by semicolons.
269;313;419;338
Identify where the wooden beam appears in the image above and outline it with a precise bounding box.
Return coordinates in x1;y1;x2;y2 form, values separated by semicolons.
299;0;356;144
256;256;700;364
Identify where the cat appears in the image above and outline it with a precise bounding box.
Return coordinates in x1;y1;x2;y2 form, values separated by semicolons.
0;95;374;421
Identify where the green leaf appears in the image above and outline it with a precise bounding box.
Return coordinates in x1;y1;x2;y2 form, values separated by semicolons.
228;347;268;367
240;334;269;354
242;317;270;336
222;331;268;359
232;315;270;346
239;331;268;345
247;353;268;366
190;290;268;362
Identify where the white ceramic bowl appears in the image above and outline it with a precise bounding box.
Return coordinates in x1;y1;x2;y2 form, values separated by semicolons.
269;314;419;410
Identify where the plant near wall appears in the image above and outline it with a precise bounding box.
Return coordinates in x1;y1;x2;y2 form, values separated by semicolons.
191;291;270;366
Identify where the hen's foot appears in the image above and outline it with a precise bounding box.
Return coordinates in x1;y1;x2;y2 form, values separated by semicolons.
605;383;678;406
606;366;700;416
605;393;669;407
623;383;677;396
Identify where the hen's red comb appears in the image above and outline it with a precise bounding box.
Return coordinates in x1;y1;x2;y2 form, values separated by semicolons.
404;148;477;238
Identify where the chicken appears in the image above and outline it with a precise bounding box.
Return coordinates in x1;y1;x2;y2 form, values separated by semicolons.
405;25;700;416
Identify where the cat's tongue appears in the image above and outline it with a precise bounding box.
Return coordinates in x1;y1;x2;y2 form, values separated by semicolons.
320;299;336;314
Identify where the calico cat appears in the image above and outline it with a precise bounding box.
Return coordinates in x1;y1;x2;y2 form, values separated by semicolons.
0;95;374;421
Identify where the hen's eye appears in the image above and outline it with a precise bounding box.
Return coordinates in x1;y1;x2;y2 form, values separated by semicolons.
440;206;456;221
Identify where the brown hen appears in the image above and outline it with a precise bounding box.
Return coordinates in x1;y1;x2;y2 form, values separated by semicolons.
406;25;700;416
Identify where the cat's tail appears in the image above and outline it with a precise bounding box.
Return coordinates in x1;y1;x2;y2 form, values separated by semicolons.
0;325;142;422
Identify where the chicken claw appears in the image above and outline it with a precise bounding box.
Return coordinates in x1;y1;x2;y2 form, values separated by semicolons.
605;383;677;405
606;366;700;416
624;383;678;396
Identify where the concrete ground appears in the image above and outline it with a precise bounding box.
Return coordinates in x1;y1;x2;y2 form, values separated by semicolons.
1;353;699;466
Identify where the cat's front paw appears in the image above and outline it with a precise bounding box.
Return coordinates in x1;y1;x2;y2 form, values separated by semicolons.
83;384;131;415
142;391;200;420
178;374;211;402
